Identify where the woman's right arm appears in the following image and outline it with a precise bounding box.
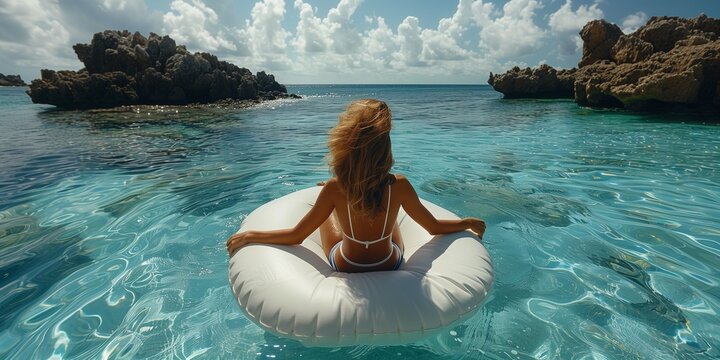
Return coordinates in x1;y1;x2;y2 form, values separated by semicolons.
397;175;486;238
226;181;337;255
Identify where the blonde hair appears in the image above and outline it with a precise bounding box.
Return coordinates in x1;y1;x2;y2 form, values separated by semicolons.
328;99;394;216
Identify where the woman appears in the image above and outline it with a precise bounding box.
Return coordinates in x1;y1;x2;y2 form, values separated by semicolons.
226;99;486;272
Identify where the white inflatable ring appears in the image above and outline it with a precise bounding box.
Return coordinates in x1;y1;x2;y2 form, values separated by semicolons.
228;187;493;346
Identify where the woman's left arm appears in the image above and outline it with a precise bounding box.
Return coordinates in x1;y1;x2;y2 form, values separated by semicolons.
227;184;335;255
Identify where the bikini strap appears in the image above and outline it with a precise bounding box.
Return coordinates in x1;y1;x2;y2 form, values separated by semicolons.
379;184;391;240
340;242;397;267
346;201;356;242
346;184;392;249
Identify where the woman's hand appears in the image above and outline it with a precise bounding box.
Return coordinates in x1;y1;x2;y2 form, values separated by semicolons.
465;218;486;239
227;232;250;256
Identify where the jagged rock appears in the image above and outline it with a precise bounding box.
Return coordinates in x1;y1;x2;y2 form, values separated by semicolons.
238;74;258;100
108;45;138;74
676;35;711;47
134;44;151;71
209;69;232;102
85;72;138;106
146;34;161;67
579;20;623;67
690;14;720;35
27;30;297;109
490;14;720;112
28;70;137;108
199;52;220;70
574;40;720;109
158;35;177;62
637;18;690;52
574;15;720;109
79;31;125;73
573;61;622;107
131;31;147;47
136;67;173;103
611;35;654;64
165;53;211;89
256;71;287;93
488;64;576;98
0;73;27;86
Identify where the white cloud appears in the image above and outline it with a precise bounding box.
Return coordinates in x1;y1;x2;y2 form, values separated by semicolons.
244;0;290;55
479;0;546;59
292;0;363;56
469;0;495;27
236;0;292;70
164;0;289;69
549;0;603;32
102;0;146;12
0;0;76;71
394;16;425;66
420;29;471;61
7;0;674;84
289;0;484;75
289;0;386;76
418;0;474;62
548;0;603;56
0;0;69;45
326;0;363;54
159;0;549;81
294;0;328;53
364;17;397;66
162;0;238;52
60;0;159;43
437;0;475;39
622;11;647;34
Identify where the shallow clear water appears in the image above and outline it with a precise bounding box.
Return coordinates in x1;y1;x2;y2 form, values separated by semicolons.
1;85;719;359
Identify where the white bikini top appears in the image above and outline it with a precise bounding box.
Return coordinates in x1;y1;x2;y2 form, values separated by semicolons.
343;185;392;249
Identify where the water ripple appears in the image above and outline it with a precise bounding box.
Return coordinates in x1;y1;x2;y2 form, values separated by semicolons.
1;86;719;359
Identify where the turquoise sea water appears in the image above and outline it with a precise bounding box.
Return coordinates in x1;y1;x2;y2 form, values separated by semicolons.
0;85;719;359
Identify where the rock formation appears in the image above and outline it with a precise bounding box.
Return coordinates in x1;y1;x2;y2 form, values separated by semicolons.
575;15;720;109
0;74;27;86
488;14;720;112
578;20;624;67
27;30;296;109
488;65;576;99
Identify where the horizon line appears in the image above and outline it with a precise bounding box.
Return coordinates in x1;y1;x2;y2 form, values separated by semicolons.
284;83;493;86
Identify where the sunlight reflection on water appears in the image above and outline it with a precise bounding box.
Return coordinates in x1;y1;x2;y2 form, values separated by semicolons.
1;85;719;359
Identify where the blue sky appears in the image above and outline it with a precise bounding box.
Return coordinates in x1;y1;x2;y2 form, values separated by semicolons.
142;1;717;32
1;0;718;84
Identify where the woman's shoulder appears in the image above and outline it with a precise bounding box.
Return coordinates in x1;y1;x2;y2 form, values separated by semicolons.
389;174;419;204
321;177;339;188
390;173;411;189
317;178;344;202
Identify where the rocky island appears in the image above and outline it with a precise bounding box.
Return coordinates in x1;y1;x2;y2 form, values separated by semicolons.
488;15;720;112
27;30;298;109
0;74;27;87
